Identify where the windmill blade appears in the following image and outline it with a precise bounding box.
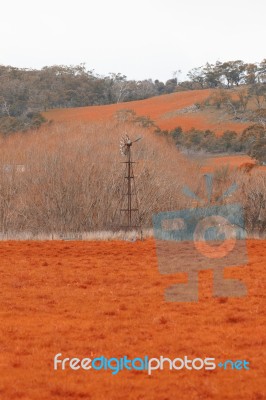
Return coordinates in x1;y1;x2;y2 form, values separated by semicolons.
120;146;127;156
132;137;142;143
120;135;129;156
119;133;141;157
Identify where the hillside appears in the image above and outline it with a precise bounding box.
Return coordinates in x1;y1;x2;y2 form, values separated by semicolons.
1;60;264;135
44;89;250;135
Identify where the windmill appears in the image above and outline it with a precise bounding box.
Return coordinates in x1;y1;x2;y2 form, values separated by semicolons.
119;134;142;235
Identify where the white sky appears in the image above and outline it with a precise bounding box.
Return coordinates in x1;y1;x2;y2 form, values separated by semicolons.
0;0;265;82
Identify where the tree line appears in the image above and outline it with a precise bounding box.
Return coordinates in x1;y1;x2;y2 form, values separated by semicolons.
185;59;266;89
0;64;178;133
0;59;265;133
162;125;265;165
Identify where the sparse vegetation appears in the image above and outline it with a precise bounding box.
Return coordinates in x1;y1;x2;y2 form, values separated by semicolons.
152;123;266;165
0;120;199;235
0;118;265;236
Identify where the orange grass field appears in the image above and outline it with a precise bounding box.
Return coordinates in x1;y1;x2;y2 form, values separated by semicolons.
199;154;255;173
0;239;265;400
44;89;249;134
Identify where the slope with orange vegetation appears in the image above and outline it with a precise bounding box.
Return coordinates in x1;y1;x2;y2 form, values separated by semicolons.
44;89;249;135
0;240;265;400
199;154;266;173
199;154;255;173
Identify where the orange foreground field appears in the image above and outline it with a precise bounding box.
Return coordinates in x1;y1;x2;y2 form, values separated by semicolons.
0;239;265;400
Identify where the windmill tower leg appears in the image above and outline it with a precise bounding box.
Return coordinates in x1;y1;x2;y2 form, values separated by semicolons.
118;134;142;238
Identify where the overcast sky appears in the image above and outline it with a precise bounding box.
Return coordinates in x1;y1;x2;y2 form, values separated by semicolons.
1;0;265;82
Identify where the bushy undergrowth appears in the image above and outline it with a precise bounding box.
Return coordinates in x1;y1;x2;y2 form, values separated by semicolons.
0;112;46;134
0;121;199;234
156;124;266;164
0;120;264;236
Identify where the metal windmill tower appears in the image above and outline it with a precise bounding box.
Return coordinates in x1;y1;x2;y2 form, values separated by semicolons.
119;134;142;234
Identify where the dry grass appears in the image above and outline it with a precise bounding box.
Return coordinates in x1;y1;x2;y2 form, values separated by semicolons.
0;120;265;235
197;154;255;173
0;239;265;399
0;229;153;241
0;120;199;234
